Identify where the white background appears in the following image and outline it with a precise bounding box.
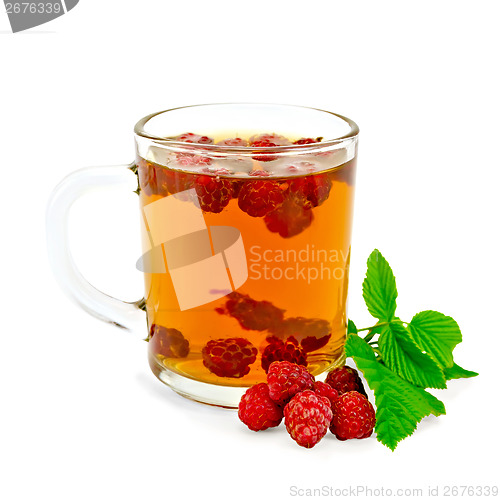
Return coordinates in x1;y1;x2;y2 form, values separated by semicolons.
1;1;499;499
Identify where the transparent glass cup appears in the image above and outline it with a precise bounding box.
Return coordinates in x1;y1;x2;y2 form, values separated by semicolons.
47;103;359;408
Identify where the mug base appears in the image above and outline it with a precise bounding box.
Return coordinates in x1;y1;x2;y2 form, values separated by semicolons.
148;351;346;409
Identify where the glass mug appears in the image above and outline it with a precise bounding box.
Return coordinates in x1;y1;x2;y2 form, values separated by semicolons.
47;103;359;408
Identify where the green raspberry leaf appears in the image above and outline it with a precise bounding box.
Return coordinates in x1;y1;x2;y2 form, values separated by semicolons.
348;319;358;335
378;322;447;389
345;331;374;359
407;311;462;369
345;334;446;451
443;362;478;380
362;249;398;322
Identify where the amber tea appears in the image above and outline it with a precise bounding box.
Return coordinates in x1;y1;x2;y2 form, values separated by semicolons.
137;131;356;393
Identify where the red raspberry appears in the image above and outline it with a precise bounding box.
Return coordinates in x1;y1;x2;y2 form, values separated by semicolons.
238;383;283;431
330;391;376;440
285;161;317;174
171;133;214;167
194;174;232;213
250;139;277;147
290;174;332;209
267;360;314;405
173;132;214;144
325;366;368;397
215;292;285;331
217;137;248;146
238;180;286;217
261;337;307;373
248;170;271;177
250;140;278;148
314;381;339;408
284;390;333;448
264;198;314;238
293;137;322;145
202;337;257;378
175;153;212;168
249;133;292;146
250;140;278;162
268;317;332;353
149;324;189;358
200;167;232;176
300;335;330;353
249;134;290;162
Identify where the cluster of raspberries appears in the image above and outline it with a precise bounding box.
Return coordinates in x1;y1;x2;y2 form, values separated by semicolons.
238;361;376;448
137;132;332;225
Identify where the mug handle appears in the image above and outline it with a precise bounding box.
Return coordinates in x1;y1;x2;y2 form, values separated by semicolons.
46;164;146;331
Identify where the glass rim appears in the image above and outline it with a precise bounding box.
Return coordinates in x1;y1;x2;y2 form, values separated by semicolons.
133;103;359;154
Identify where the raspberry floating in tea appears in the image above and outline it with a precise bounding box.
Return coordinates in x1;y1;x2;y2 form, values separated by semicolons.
261;336;307;373
193;175;232;213
290;173;332;209
216;137;248;147
202;337;258;378
173;132;214;144
268;317;332;353
264;198;314;238
150;324;190;358
215;292;285;332
238;180;287;217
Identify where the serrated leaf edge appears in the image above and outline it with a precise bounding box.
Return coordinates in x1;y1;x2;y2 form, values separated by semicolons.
349;336;446;451
362;249;398;322
407;310;462;370
378;323;447;389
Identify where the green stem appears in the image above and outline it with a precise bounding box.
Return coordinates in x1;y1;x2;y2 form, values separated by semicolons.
356;322;391;332
357;319;408;333
363;329;378;342
357;319;409;343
